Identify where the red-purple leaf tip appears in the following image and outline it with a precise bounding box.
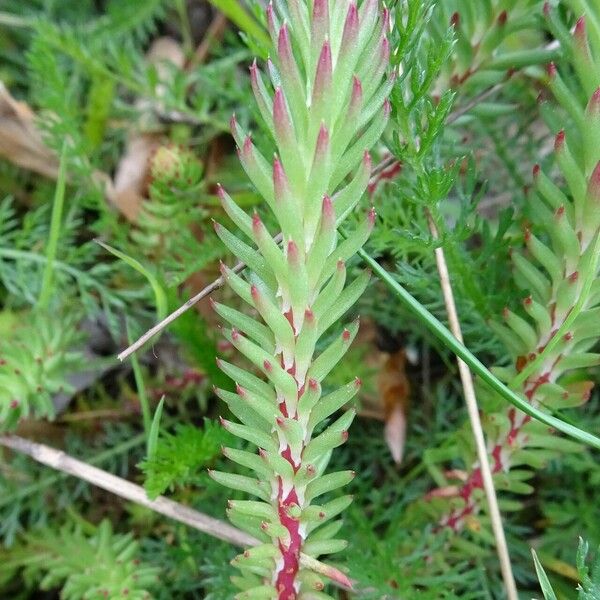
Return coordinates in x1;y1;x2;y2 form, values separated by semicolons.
322;195;334;221
368;206;376;227
266;2;276;35
315;124;329;159
382;7;390;31
341;3;359;50
273;157;289;201
588;88;600;115
240;137;253;164
273;87;292;139
588;162;600;201
381;37;390;62
543;2;551;17
351;75;363;103
277;23;298;79
315;41;332;92
312;0;328;23
383;98;391;117
287;240;299;263
249;59;258;79
575;16;586;39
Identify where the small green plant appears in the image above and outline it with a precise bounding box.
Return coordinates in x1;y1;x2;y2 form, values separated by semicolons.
21;520;159;600
426;0;600;536
0;310;82;430
130;145;204;260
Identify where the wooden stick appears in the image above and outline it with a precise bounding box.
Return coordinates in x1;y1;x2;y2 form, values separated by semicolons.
117;232;285;362
0;434;355;590
0;433;256;548
116;78;512;363
426;212;518;600
117;259;243;361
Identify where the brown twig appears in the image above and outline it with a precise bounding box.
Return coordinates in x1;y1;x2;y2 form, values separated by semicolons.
188;13;229;69
118;260;243;361
426;211;518;600
0;434;355;591
118;233;283;362
0;433;255;547
117;80;509;363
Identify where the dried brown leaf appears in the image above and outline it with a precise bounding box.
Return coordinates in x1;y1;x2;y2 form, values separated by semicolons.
0;81;59;178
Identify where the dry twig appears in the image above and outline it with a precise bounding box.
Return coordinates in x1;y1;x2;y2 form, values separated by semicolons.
0;434;355;591
117;81;510;362
0;433;255;547
426;212;518;600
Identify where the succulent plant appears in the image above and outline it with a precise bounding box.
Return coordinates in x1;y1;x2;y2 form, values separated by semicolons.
209;0;391;596
0;310;82;431
436;1;600;534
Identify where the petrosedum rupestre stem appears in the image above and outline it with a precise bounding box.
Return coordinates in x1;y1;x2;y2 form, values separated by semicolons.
437;7;600;536
209;1;391;598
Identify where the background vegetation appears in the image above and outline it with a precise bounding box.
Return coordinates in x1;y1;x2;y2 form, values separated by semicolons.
0;0;599;598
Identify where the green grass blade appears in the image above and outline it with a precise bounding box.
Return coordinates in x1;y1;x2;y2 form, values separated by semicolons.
38;142;68;309
353;243;600;451
95;240;167;321
531;550;558;600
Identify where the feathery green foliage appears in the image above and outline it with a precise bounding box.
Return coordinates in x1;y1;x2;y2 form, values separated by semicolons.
533;539;600;600
140;420;232;499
